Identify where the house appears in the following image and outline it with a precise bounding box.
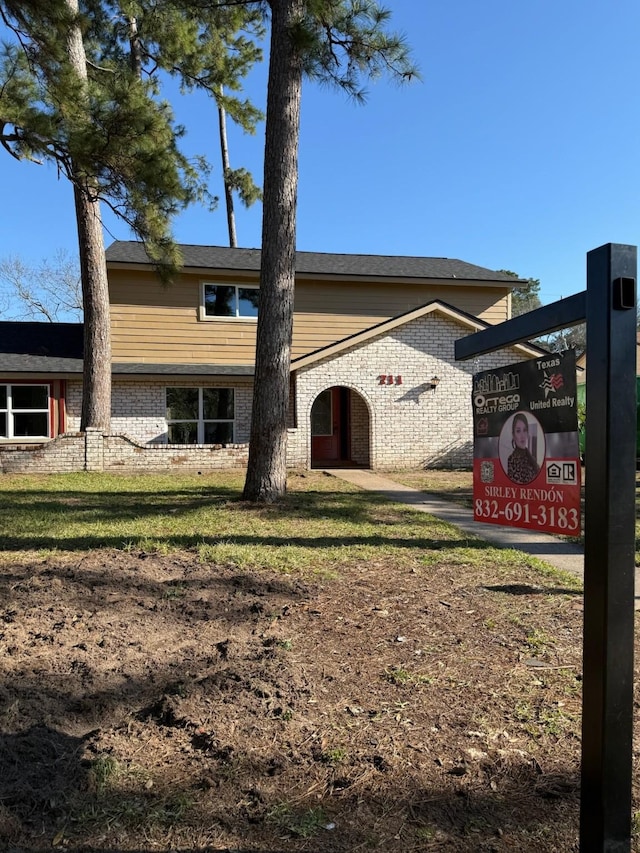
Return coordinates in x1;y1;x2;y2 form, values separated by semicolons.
0;242;544;473
574;333;640;385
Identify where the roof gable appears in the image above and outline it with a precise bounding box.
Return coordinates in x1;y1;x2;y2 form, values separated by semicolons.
290;301;545;371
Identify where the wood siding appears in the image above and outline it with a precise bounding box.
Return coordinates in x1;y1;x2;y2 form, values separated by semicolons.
108;269;511;364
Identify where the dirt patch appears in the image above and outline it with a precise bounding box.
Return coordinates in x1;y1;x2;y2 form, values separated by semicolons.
0;541;604;852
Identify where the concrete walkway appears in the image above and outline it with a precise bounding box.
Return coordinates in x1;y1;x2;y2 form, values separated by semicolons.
324;469;640;609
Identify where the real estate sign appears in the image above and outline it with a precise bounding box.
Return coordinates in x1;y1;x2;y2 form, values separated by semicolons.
472;350;581;535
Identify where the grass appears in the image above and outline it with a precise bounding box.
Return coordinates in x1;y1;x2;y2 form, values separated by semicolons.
72;755;193;836
394;468;640;558
384;666;433;686
0;470;565;580
525;627;553;653
321;747;348;765
267;803;330;838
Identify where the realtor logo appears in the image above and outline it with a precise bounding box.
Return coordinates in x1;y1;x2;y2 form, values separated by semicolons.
540;371;565;398
546;460;577;484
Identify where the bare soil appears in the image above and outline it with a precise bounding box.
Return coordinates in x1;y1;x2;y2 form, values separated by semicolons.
0;536;607;853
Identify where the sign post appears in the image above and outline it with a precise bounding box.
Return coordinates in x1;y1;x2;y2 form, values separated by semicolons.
580;244;637;852
455;244;637;852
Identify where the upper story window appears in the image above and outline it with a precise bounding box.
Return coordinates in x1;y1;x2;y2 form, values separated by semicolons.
202;283;259;319
0;384;50;439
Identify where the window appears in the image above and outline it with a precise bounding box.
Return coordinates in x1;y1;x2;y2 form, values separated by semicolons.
311;389;333;436
0;384;50;439
202;283;259;319
166;387;234;444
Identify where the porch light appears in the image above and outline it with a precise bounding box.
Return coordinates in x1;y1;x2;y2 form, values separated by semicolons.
429;376;440;391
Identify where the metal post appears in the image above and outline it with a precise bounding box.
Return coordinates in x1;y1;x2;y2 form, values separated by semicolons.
580;243;637;852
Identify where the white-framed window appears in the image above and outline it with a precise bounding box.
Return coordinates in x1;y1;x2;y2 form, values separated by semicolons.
201;282;259;319
166;387;235;444
0;384;50;439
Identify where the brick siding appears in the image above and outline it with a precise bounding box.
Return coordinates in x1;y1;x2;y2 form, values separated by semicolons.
0;312;531;473
286;312;528;469
65;378;253;444
0;431;248;474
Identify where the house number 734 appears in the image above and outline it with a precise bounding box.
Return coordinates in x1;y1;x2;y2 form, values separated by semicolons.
378;375;403;385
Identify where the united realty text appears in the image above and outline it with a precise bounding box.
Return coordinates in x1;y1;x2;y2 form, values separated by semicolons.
530;396;575;411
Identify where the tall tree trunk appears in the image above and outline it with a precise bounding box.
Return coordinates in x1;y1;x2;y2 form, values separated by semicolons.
73;182;111;431
218;85;237;248
242;0;303;502
127;16;143;77
66;0;112;432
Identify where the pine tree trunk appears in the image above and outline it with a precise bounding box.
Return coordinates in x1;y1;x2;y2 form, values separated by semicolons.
127;16;143;77
66;0;112;432
73;183;112;432
242;0;303;502
218;85;237;248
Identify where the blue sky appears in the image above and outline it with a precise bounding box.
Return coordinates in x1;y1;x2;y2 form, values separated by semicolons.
2;0;640;307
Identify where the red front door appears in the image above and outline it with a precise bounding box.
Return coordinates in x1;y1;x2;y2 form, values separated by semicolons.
311;387;344;464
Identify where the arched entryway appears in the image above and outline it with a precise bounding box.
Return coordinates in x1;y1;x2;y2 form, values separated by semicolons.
310;386;370;468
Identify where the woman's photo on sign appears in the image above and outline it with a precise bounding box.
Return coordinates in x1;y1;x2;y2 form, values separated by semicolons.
499;411;545;485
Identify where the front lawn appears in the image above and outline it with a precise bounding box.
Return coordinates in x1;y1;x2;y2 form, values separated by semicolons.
0;469;618;851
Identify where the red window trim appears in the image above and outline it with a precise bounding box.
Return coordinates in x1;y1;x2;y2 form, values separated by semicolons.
58;380;66;434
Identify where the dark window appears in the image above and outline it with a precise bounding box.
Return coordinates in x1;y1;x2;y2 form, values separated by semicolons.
167;422;198;445
12;385;48;409
203;284;258;318
203;388;234;420
14;413;49;437
0;384;49;439
166;387;235;445
203;422;234;444
237;287;259;317
204;285;235;317
166;387;199;421
311;389;333;436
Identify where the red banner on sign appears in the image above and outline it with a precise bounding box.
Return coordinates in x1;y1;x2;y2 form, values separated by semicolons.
473;457;581;535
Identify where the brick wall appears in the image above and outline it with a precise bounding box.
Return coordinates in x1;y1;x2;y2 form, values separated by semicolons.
0;433;86;474
0;431;248;474
2;313;532;474
350;391;370;466
66;378;253;444
287;312;530;469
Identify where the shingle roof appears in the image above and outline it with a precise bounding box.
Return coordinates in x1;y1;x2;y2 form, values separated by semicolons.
105;241;521;284
0;322;84;372
0;354;84;373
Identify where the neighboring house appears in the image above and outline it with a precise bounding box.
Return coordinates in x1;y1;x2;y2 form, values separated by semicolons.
575;333;640;384
0;242;544;472
575;335;640;461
